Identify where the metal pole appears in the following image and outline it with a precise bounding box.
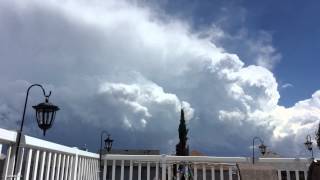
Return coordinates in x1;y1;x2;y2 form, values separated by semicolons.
12;84;50;179
252;137;264;164
252;138;255;164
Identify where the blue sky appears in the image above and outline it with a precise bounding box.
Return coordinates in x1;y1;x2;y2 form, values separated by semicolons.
156;0;320;106
0;0;320;157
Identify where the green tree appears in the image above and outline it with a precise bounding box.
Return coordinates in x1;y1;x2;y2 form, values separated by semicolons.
316;123;320;150
176;109;189;156
175;109;190;180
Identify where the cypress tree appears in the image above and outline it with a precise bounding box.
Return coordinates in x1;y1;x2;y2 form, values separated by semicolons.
175;109;190;180
316;123;320;150
176;109;189;156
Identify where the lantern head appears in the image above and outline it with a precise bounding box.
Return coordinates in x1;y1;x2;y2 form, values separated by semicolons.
259;143;267;155
104;135;114;152
33;97;59;136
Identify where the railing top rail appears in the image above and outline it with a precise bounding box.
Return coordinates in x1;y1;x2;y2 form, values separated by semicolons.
258;157;311;163
0;127;99;158
103;154;249;163
103;154;314;164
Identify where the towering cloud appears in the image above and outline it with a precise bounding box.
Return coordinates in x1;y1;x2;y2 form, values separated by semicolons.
0;0;319;156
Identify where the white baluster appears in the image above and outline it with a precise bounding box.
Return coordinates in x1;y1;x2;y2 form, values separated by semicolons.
72;152;79;180
129;160;133;180
68;156;74;180
120;160;124;180
39;151;47;180
51;153;57;180
155;162;159;180
176;164;180;180
95;159;99;180
103;159;107;180
277;170;281;180
203;164;206;180
3;146;15;180
211;166;215;180
88;159;92;180
31;149;40;180
168;164;172;180
16;147;25;180
228;167;232;180
287;170;290;180
147;162;150;180
138;162;142;180
60;154;66;180
77;158;83;180
64;155;70;180
194;164;198;180
90;159;94;180
23;149;33;180
45;152;52;180
220;165;223;180
304;170;307;180
84;159;89;180
112;160;116;180
55;154;62;180
161;155;166;180
295;170;299;180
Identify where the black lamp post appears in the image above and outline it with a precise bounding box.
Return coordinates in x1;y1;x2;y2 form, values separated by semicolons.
99;131;113;178
304;134;314;159
12;84;59;179
252;136;267;164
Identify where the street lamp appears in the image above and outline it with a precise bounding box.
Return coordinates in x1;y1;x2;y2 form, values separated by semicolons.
99;131;113;178
304;135;314;159
104;135;113;152
252;136;267;164
13;84;59;178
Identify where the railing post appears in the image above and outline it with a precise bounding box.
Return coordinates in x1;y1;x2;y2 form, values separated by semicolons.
155;162;159;180
16;147;25;180
228;167;232;180
167;164;171;180
103;158;107;180
138;162;142;180
161;155;167;180
31;150;40;180
277;170;281;180
194;164;197;180
2;145;13;180
286;170;290;180
129;160;133;180
295;170;299;180
112;160;116;180
45;152;52;180
220;165;223;180
147;162;150;180
68;156;74;180
23;149;33;180
121;160;124;180
39;151;47;180
203;164;206;180
211;166;215;180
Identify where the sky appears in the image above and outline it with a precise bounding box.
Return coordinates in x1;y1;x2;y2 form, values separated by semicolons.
0;0;319;157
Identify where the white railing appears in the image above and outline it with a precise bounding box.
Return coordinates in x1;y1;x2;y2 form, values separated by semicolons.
102;154;245;180
102;155;312;180
0;127;100;180
0;127;313;180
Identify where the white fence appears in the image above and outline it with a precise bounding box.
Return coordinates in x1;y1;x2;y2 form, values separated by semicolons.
102;155;311;180
0;128;99;180
0;127;313;180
